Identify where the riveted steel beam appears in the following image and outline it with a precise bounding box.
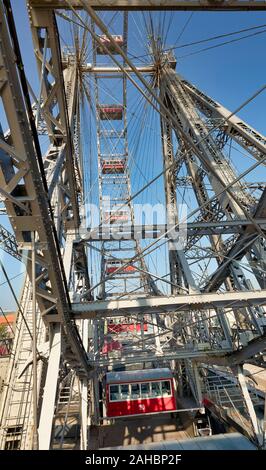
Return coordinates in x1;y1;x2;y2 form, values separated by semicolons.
72;290;266;318
28;1;266;11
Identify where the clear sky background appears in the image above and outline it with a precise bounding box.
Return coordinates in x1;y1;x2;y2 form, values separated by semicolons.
0;3;266;309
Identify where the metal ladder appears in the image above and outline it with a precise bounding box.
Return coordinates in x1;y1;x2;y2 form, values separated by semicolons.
51;372;81;450
0;277;46;449
204;373;263;408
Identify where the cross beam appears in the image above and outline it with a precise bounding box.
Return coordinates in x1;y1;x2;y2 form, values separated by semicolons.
28;1;266;11
81;219;266;241
88;348;233;367
201;332;266;366
81;65;155;74
72;290;266;318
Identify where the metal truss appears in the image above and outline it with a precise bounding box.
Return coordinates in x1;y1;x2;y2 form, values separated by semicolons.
28;1;266;11
0;0;92;450
159;61;265;304
88;12;166;422
72;290;266;317
0;277;47;450
181;78;266;165
0;0;265;450
0;1;90;375
92;12;147;300
82;219;266;240
0;224;21;261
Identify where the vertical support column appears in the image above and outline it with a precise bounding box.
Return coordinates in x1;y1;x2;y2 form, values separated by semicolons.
237;365;262;447
263;392;266;449
93;321;101;424
38;324;61;450
35;33;48;128
193;363;203;407
93;371;101;425
80;380;88;450
160;96;198;295
176;362;184;398
217;308;233;348
152;315;162;354
160;113;180;294
140;314;145;350
38;233;75;449
80;319;89;450
31;231;38;450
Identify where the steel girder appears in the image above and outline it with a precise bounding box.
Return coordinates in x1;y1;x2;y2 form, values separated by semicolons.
160;87;183;294
162;68;253;216
200;332;266;366
28;1;92;309
72;290;266;317
159;80;214;361
160;67;265;274
181;78;266;165
81;219;266;240
204;189;266;292
27;1;266;11
81;64;156;74
176;77;266;292
28;7;80;228
0;224;21;261
0;2;91;376
157;64;266;354
87;348;233;367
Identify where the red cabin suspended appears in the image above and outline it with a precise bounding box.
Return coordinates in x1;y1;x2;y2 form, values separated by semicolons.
98;105;123;120
102;340;122;355
97;35;124;55
104;211;129;224
106;260;136;274
108;322;148;334
105;368;177;418
102;160;125;174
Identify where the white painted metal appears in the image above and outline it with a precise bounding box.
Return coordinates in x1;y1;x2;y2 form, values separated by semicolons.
237;366;263;447
28;0;266;11
0;0;265;451
72;290;266;316
38;324;61;450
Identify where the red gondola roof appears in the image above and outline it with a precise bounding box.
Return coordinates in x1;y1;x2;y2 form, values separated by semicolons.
106;368;173;384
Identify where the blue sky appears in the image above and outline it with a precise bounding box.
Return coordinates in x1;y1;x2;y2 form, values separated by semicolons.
0;4;266;308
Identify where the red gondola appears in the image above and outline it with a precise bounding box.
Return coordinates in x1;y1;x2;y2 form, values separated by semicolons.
97;35;124;55
108;322;148;334
102;340;122;355
102;160;125;174
98;105;123;120
104;211;129;224
105;368;177;418
106;261;136;274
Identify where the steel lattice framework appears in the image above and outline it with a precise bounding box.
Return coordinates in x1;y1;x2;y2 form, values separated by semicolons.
0;0;265;450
